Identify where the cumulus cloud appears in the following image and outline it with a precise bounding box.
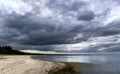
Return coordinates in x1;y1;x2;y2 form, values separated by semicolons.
0;0;120;52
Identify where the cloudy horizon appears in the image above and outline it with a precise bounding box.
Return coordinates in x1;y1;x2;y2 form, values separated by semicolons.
0;0;120;52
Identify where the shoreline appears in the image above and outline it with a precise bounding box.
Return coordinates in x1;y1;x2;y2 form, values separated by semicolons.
1;55;115;74
0;55;66;74
0;55;99;74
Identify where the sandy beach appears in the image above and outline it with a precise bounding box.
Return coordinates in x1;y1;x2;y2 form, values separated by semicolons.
1;55;118;74
0;56;65;74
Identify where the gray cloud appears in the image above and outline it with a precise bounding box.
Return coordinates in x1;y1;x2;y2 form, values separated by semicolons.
77;10;95;21
0;0;120;52
105;45;120;52
47;0;86;11
2;13;81;45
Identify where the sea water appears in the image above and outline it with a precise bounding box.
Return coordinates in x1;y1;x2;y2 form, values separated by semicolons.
32;54;120;74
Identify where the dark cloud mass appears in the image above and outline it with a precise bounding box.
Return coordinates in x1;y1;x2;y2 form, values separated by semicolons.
0;0;120;52
77;10;95;21
2;13;78;45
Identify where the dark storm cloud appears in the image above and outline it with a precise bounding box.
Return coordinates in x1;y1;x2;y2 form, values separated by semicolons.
77;10;95;21
0;0;120;52
71;20;120;38
0;0;95;47
47;0;86;12
100;21;120;36
4;13;51;34
2;13;81;45
2;12;120;47
0;39;7;45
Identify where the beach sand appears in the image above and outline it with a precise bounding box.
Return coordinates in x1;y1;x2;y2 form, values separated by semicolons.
0;56;65;74
1;55;117;74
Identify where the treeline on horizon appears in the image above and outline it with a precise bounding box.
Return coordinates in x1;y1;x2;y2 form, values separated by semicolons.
0;45;33;55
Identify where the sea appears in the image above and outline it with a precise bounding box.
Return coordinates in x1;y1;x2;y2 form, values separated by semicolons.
32;53;120;74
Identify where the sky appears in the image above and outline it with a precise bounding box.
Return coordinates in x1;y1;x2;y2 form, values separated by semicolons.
0;0;120;52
